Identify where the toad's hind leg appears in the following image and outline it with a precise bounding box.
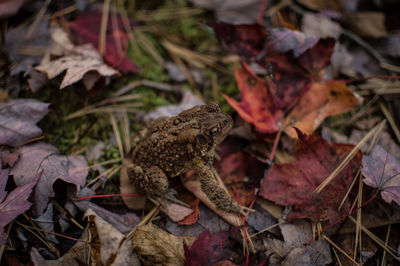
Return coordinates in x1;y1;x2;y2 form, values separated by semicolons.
127;164;169;196
127;164;189;207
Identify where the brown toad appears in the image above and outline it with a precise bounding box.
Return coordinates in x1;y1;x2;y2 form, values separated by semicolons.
128;103;244;214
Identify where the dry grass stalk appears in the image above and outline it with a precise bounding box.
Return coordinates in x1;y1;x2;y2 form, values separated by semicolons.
134;7;204;21
110;113;124;159
314;120;386;193
379;100;400;143
91;165;121;191
65;103;141;120
332;247;343;266
126;205;160;240
250;221;283;238
323;234;360;266
381;224;391;266
348;216;398;258
353;175;363;262
134;29;164;64
339;169;360;210
26;0;50;39
99;0;111;55
122;110;131;153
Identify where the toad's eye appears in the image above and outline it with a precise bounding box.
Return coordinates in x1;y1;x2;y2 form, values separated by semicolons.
209;126;220;135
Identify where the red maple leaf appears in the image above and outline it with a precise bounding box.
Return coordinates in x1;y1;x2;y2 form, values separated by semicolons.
224;63;284;133
184;229;234;266
68;10;138;73
216;140;265;206
213;24;337;134
259;129;361;224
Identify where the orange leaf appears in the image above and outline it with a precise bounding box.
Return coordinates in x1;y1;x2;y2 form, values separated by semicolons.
285;80;359;138
178;199;200;225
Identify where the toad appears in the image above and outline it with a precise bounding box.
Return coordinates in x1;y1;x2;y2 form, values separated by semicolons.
128;103;245;214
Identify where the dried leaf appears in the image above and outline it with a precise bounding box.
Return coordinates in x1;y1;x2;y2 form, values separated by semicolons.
216;141;265;206
132;223;196;266
264;220;332;265
68;10;138;73
74;200;139;234
166;203;230;236
261;28;318;57
0;99;49;147
84;209;140;265
178;199;200;225
0;0;26;19
0;164;37;244
343;12;388;38
284;81;359;138
260;130;361;224
224;63;284;133
184;229;234;266
208;22;267;58
361;145;400;205
10;142;88;216
35;27;118;90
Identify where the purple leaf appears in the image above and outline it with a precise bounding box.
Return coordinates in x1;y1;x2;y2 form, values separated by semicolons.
10;142;88;216
361;145;400;205
0;165;37;244
0;99;49;147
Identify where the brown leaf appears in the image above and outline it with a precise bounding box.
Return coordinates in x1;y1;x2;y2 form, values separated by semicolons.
132;223;196;266
30;230;88;266
35;27;118;90
74;200;140;234
259;130;361;224
343;12;388;38
284;80;359;138
84;209;140;265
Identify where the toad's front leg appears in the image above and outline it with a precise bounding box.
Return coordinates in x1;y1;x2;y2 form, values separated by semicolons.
194;160;247;216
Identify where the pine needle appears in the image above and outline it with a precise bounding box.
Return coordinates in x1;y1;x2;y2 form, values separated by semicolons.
314;120;386;193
